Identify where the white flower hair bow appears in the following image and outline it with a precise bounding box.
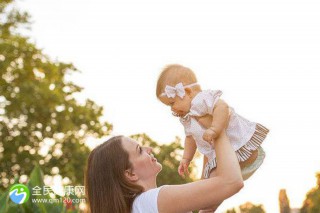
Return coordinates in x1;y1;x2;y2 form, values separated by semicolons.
164;83;185;99
160;82;198;99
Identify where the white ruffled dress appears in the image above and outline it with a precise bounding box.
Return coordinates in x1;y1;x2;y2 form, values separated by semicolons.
180;90;269;178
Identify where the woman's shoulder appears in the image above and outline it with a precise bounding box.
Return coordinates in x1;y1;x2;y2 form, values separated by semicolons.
132;186;165;213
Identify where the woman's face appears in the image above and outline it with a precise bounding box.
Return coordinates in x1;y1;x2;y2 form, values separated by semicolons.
122;137;162;181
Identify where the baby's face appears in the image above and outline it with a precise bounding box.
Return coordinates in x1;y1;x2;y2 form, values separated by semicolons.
159;91;192;117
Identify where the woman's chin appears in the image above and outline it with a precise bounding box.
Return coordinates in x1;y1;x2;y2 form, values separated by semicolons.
156;163;162;174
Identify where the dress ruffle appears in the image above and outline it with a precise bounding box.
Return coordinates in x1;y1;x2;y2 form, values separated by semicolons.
204;123;269;178
235;123;269;162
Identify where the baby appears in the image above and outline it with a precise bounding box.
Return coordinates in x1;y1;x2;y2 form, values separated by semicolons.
156;64;269;180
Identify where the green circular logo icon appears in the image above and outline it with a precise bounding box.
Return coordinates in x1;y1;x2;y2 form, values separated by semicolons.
9;184;30;204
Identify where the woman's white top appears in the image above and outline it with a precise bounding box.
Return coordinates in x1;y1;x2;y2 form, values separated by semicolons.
132;186;192;213
180;90;269;178
132;187;162;213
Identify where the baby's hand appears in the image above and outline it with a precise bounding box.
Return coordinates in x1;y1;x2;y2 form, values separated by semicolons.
202;127;218;143
178;158;191;178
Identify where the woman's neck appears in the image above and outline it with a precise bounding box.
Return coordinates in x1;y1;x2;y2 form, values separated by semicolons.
138;178;157;191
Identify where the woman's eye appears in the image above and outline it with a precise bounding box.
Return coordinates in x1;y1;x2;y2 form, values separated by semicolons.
139;147;142;153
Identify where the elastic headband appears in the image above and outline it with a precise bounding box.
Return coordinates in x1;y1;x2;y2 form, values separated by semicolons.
160;82;198;99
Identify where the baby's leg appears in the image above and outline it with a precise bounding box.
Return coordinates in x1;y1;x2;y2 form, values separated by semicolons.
199;169;223;213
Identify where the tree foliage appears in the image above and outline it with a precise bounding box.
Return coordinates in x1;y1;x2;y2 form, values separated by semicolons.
279;189;291;213
239;202;266;213
225;209;237;213
0;165;82;212
0;0;111;190
301;172;320;213
226;202;266;213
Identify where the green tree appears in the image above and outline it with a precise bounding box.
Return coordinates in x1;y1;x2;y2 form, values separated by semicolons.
239;202;266;213
301;173;320;213
226;202;266;213
225;208;237;213
0;165;82;212
0;0;111;190
130;133;198;185
279;189;291;213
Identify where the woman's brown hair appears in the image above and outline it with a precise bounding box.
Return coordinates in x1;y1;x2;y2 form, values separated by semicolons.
85;136;144;213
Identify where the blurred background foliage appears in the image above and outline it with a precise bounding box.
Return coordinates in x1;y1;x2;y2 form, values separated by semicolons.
0;165;83;212
0;0;112;190
0;0;319;212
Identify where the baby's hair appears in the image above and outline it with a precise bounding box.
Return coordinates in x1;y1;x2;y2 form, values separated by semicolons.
156;64;198;97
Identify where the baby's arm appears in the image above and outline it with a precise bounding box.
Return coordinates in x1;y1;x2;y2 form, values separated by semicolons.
178;136;197;177
203;99;229;143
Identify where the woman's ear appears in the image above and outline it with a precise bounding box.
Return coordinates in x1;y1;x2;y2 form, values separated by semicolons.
125;169;139;182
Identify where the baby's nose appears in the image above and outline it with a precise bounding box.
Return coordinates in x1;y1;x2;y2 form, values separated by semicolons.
171;106;178;113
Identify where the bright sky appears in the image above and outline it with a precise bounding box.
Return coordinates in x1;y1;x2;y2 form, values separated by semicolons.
17;0;320;212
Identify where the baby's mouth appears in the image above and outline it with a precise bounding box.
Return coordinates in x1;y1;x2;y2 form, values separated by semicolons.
172;111;187;118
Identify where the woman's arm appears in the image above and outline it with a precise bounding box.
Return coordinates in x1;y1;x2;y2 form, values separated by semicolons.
158;131;243;213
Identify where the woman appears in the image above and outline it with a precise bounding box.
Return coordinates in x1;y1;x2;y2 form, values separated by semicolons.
85;131;243;213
